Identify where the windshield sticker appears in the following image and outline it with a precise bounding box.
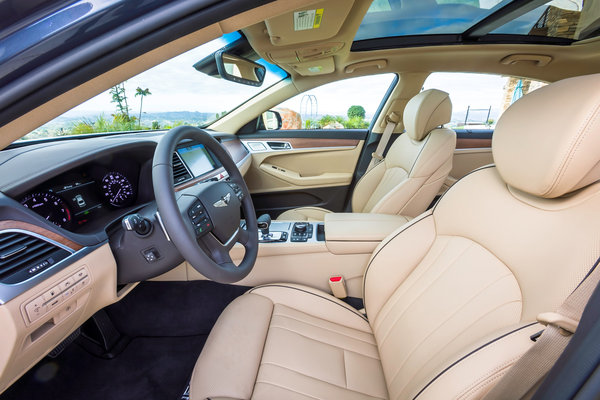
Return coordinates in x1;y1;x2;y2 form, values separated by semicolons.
294;9;323;31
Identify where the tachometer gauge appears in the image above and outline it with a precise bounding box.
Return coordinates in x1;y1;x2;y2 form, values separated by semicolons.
21;192;72;228
101;172;135;207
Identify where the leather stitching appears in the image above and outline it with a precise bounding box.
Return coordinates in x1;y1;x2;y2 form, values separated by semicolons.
354;162;388;212
254;380;322;400
268;326;381;361
401;298;522;398
362;212;435;318
366;167;410;213
408;132;432;176
455;354;522;400
257;363;386;399
387;270;517;385
249;297;275;399
249;284;368;322
545;100;600;197
373;236;456;332
272;310;376;346
411;322;537;399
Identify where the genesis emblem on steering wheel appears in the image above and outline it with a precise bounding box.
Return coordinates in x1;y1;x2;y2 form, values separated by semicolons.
213;193;231;208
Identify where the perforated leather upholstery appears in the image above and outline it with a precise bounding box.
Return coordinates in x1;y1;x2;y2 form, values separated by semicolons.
192;74;600;400
277;89;456;221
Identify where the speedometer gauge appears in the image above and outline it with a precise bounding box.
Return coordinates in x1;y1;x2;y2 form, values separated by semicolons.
101;172;135;207
21;192;72;228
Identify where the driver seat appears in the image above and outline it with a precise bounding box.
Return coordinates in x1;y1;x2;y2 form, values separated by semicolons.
191;73;600;399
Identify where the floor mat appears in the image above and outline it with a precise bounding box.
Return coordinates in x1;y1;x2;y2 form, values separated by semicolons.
2;334;206;400
1;281;251;399
2;335;206;400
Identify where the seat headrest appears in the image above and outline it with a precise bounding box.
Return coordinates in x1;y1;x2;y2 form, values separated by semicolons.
493;74;600;199
403;89;452;141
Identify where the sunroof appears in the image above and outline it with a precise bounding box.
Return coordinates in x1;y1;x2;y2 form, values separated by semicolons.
355;0;512;40
354;0;599;47
492;1;591;40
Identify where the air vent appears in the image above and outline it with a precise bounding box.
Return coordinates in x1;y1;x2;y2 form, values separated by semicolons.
0;232;71;284
172;152;192;184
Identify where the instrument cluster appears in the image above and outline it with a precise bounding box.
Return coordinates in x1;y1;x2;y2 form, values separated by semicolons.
19;159;140;231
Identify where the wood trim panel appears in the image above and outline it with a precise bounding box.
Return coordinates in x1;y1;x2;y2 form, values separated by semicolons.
248;138;360;149
221;138;249;161
0;220;83;251
456;138;492;149
174;139;249;192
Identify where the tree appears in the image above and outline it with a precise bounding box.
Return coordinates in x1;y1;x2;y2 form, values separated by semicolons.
135;87;152;128
109;83;130;121
343;116;369;129
347;105;366;119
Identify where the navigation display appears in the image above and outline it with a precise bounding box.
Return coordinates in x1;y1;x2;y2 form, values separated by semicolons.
177;144;218;177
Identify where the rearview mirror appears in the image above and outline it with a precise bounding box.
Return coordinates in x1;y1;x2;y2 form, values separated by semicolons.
215;51;266;87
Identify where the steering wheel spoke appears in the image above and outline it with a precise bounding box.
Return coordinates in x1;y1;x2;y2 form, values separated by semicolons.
236;227;251;246
200;232;234;265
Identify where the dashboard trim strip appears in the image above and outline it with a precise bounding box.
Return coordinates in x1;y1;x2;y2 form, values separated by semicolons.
0;220;82;251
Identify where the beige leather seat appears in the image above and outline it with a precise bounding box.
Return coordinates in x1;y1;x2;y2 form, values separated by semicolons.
277;89;457;221
191;74;600;399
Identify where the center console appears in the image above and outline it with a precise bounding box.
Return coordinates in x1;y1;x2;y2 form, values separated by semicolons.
176;212;412;299
257;220;324;243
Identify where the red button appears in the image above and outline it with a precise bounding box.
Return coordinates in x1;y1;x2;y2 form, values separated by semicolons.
330;276;342;282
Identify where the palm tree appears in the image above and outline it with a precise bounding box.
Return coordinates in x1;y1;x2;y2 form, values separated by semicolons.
135;87;152;128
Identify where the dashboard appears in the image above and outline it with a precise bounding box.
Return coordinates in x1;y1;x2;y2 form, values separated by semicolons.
19;159;140;231
0;127;251;395
0;134;248;234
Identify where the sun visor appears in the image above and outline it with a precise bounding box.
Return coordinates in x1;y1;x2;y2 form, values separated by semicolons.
264;0;354;46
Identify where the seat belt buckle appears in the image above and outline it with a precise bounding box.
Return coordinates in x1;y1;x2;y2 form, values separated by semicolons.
329;276;347;299
537;312;578;336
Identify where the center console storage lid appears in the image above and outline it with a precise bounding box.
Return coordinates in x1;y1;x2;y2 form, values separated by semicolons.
324;213;411;255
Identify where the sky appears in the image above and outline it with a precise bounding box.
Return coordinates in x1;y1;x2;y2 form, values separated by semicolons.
63;35;285;118
59;35;519;126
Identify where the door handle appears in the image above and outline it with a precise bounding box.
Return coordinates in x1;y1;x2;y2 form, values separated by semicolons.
267;141;291;150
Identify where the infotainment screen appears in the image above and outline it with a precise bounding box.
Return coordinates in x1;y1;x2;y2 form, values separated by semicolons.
177;144;218;177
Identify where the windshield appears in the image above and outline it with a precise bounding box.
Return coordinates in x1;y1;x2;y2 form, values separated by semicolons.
19;32;287;142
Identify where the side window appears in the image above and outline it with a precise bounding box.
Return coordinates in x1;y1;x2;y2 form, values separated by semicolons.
422;73;546;130
264;73;396;130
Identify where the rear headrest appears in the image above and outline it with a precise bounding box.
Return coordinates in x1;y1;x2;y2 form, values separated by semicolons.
404;89;452;141
493;74;600;199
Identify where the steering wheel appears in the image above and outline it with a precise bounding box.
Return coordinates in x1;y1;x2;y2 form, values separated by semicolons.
152;126;258;283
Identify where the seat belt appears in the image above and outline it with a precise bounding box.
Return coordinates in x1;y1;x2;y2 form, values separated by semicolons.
483;257;600;400
366;111;401;172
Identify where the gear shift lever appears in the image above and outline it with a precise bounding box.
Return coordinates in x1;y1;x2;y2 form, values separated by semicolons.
257;214;272;238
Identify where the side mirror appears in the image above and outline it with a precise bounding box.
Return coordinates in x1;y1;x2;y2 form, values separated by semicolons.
262;110;282;130
215;51;266;87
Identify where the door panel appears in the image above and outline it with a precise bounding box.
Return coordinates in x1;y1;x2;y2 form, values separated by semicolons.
240;131;366;216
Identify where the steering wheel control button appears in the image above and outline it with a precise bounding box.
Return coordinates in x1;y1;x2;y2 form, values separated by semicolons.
291;222;314;242
189;201;212;238
142;247;161;263
228;183;245;201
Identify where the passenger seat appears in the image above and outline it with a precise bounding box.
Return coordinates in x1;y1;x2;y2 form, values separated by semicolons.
277;89;457;221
